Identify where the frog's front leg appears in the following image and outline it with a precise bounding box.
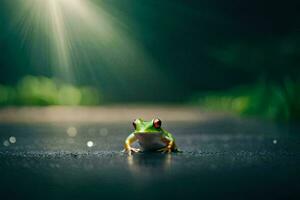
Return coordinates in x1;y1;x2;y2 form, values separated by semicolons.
123;133;140;155
158;134;176;153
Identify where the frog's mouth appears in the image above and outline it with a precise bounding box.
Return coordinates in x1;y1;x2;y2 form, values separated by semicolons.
134;132;162;137
134;132;162;139
134;132;161;136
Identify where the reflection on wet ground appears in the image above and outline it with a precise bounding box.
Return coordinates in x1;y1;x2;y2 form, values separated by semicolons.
0;117;300;199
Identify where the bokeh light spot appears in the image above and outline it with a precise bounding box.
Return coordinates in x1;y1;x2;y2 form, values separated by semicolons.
87;141;94;147
9;136;16;144
100;128;108;136
3;140;10;147
67;126;77;137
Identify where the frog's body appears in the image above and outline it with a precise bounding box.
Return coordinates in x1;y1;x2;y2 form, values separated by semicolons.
135;133;165;151
124;118;179;154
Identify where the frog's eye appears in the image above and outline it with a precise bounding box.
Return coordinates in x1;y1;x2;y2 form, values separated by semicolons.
153;118;161;129
133;119;137;129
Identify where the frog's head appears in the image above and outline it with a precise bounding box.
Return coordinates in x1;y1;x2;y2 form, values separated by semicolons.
132;118;162;135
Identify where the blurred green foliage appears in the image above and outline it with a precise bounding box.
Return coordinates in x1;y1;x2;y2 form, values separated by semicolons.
191;80;300;121
0;76;101;106
1;0;300;102
1;75;299;122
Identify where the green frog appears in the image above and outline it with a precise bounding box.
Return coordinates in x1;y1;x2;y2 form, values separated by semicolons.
123;118;179;154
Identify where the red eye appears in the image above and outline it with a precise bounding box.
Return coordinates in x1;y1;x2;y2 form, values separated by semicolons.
153;118;161;129
133;119;137;129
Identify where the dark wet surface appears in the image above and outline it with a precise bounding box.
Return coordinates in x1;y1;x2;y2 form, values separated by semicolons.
1;118;300;200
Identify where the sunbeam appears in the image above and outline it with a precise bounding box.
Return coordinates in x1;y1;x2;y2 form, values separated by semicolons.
7;0;163;90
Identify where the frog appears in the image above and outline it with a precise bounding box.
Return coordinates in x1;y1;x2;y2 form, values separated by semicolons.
123;118;179;154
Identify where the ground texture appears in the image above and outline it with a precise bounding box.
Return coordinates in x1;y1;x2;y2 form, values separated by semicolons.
0;106;300;200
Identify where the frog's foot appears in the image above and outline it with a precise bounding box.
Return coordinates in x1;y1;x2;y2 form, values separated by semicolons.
122;147;141;155
157;147;172;153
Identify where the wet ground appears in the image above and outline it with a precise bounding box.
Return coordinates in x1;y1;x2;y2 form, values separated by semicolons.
0;110;300;200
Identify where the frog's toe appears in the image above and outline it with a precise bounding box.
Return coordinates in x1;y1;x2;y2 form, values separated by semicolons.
158;147;172;153
131;147;140;153
122;147;140;155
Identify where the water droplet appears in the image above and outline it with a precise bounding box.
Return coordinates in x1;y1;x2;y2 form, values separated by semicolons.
9;136;16;144
87;141;94;147
67;126;77;137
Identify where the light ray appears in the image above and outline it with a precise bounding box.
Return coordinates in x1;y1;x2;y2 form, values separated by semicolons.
48;0;72;79
7;0;169;98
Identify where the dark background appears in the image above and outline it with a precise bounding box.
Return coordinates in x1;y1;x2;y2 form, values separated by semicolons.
0;0;299;102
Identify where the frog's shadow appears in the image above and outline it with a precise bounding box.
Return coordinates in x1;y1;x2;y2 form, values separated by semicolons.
127;152;172;174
